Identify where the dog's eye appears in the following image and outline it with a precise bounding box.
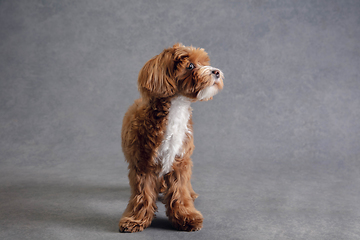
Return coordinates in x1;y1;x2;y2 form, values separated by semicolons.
187;63;195;70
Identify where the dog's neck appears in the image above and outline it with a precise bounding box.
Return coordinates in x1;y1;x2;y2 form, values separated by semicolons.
156;96;192;176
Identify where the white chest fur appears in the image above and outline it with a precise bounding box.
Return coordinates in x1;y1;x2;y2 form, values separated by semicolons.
157;96;192;176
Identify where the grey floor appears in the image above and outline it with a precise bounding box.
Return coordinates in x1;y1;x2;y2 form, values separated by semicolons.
1;1;360;239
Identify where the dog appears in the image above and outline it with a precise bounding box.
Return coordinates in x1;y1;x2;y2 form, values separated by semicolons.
119;43;224;232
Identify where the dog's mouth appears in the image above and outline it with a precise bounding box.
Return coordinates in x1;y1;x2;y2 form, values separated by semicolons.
213;78;220;86
212;75;224;88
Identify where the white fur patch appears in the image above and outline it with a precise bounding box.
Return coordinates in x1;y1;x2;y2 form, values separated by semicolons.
157;96;192;176
197;85;219;101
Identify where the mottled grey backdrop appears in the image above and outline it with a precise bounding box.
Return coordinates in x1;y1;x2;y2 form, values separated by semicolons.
0;1;359;239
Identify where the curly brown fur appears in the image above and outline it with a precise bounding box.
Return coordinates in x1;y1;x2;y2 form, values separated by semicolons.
119;43;224;233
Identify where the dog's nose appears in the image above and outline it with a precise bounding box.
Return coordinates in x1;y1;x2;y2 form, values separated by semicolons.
212;69;220;79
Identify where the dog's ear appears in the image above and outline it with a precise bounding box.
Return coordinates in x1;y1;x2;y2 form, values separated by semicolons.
173;43;190;61
138;49;177;99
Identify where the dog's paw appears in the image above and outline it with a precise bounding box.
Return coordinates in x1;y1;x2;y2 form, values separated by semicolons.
119;218;146;233
170;211;203;232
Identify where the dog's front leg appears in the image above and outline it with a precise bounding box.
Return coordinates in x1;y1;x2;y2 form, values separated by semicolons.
119;168;158;233
163;158;203;231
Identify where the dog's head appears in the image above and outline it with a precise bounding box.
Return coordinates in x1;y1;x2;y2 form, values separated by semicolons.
138;43;224;101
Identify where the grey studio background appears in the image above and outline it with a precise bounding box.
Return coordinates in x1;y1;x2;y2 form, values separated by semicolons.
0;1;359;240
